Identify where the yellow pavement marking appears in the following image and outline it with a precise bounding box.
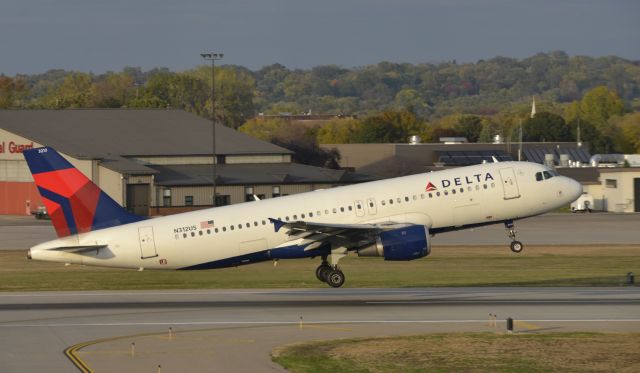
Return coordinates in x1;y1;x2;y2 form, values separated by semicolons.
515;320;542;331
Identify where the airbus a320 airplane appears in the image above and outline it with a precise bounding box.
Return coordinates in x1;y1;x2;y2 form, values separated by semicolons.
24;147;582;287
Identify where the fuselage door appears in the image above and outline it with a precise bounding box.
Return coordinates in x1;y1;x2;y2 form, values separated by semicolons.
355;200;365;217
366;198;377;215
499;167;521;200
138;226;158;259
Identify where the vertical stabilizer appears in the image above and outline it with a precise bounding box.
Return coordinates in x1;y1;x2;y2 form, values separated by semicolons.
23;147;144;237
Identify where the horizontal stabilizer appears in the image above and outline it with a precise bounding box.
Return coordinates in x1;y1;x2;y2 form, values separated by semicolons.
50;245;107;254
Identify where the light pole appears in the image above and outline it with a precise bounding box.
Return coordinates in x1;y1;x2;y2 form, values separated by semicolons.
201;52;223;206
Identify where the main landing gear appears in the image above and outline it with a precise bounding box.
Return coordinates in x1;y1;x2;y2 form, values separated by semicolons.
316;253;346;288
504;220;524;253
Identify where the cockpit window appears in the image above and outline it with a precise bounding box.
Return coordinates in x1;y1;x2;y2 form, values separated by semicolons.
535;172;543;181
543;171;554;179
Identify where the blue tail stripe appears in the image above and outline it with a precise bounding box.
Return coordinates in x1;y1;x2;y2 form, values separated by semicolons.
92;192;145;230
37;187;78;235
23;147;74;174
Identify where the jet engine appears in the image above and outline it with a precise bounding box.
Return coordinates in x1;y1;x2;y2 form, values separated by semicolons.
357;225;431;261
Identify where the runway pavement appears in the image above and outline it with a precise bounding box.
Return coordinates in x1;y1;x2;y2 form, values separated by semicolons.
1;212;639;251
1;287;639;372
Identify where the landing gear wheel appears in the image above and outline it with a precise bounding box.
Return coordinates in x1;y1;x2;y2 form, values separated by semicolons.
510;240;524;253
326;269;345;288
316;264;332;282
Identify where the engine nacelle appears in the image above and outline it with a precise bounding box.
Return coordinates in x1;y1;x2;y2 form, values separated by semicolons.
358;225;431;261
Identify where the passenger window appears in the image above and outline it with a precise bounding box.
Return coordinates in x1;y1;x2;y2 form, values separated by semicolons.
254;221;258;226
223;227;227;232
301;214;305;218
369;201;374;207
405;196;409;202
348;206;352;211
237;224;242;229
444;190;448;196
475;185;480;191
333;208;337;213
420;194;425;199
199;231;203;236
389;199;393;204
428;193;432;198
436;192;441;197
293;215;297;219
381;200;386;206
397;198;401;203
460;188;464;193
215;228;219;233
262;220;266;225
207;229;211;234
309;212;313;217
452;189;456;194
535;172;543;181
230;226;234;231
483;184;488;189
191;232;195;237
183;233;187;238
285;216;290;221
246;223;250;228
340;207;345;212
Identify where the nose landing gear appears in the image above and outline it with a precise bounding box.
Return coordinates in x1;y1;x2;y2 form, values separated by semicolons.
505;220;524;253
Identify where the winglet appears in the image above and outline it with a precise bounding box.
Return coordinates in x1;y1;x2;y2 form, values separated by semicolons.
269;218;287;232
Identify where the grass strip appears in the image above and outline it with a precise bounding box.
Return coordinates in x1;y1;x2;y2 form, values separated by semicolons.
0;245;638;291
272;332;640;373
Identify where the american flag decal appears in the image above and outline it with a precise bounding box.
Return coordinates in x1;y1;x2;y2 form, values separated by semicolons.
200;220;214;229
425;182;437;191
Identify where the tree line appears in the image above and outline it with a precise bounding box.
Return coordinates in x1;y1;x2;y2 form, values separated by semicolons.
1;51;639;156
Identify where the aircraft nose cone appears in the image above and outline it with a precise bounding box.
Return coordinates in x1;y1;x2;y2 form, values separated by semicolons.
567;178;583;202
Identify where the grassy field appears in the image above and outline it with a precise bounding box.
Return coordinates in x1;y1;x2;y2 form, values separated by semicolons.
0;245;638;291
272;332;640;373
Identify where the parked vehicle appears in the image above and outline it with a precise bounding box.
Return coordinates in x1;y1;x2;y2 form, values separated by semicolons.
571;193;594;213
31;206;50;220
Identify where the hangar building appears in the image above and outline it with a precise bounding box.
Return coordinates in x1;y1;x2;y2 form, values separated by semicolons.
0;109;372;216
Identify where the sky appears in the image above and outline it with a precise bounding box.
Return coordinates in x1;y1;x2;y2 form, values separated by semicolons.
1;0;639;75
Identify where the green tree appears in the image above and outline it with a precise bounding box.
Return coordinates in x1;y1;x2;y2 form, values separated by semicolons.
91;72;134;108
316;118;362;144
353;111;424;143
45;73;93;108
454;115;483;142
578;86;625;127
238;118;288;141
0;76;28;108
523;112;572;142
610;113;640;153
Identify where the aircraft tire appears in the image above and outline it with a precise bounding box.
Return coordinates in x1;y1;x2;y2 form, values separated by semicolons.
326;269;345;288
510;241;524;253
316;264;332;282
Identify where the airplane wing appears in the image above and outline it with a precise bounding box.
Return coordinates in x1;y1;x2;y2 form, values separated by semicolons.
269;218;411;251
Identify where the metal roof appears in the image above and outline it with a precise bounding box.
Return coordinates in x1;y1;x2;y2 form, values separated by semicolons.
435;150;513;166
522;145;591;164
0;109;292;159
153;163;375;186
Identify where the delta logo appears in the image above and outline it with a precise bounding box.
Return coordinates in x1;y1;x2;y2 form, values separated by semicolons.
426;172;495;191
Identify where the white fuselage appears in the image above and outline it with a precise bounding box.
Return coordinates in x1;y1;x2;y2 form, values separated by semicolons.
29;162;582;269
